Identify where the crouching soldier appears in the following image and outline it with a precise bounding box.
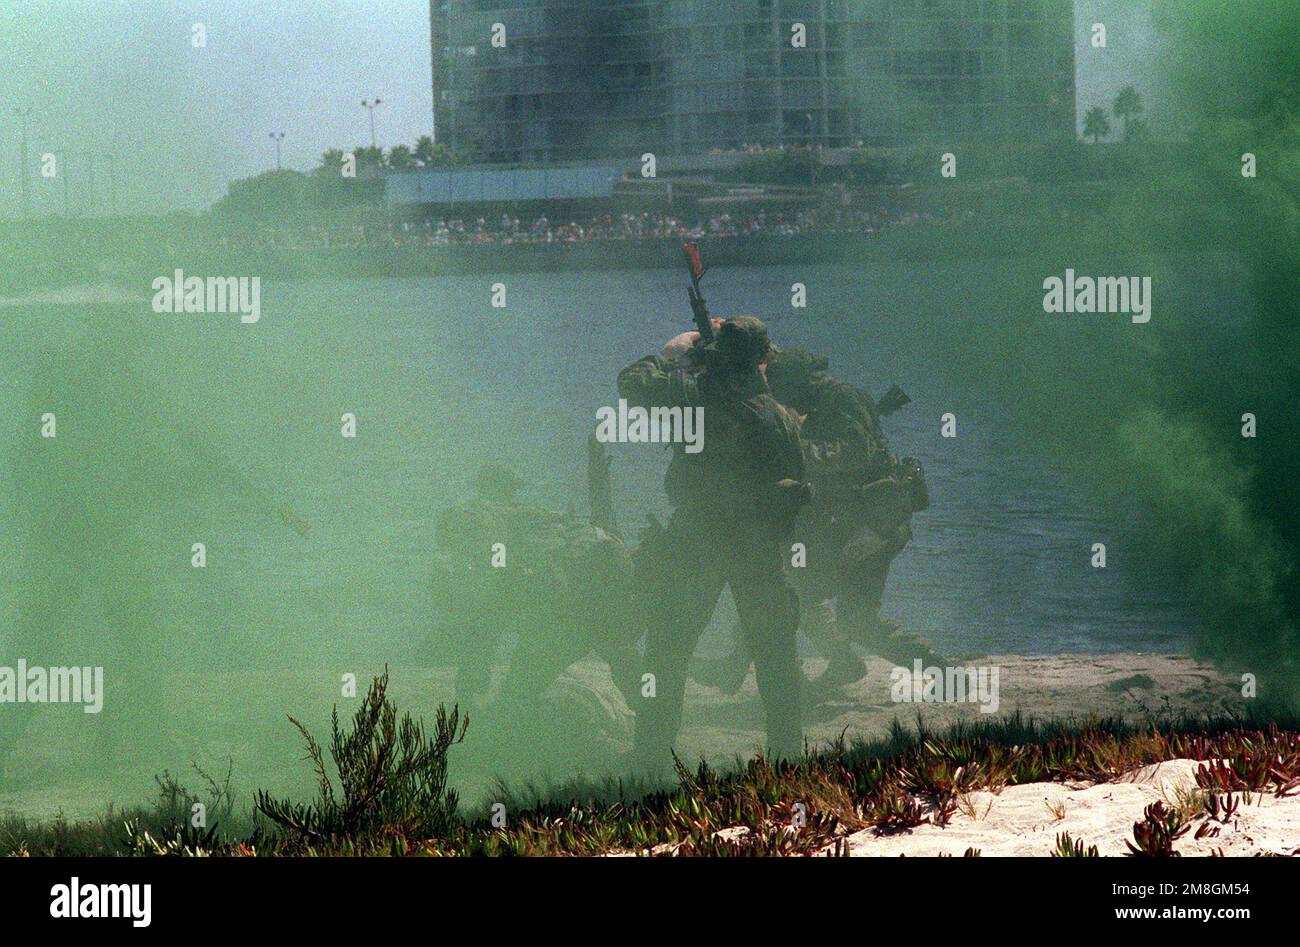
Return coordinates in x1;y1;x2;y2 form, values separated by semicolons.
429;463;642;729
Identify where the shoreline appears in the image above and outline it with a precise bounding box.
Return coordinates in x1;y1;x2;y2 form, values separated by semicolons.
1;218;1240;295
0;651;1245;824
2;667;1291;856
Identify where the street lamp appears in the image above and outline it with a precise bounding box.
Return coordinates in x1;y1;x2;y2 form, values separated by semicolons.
269;131;286;171
361;98;383;150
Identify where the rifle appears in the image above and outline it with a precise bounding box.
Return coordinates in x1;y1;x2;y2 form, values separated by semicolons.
681;242;714;344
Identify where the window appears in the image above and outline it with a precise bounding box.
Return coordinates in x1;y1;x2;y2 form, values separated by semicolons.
745;52;777;77
850;22;890;47
1007;0;1042;19
745;23;772;50
781;51;819;77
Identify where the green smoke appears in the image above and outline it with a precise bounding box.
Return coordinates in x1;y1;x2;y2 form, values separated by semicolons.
938;1;1299;696
1144;0;1299;689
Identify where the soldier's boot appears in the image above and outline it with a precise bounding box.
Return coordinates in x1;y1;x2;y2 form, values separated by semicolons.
818;640;868;688
752;636;803;763
856;616;945;668
802;599;865;688
834;583;944;667
735;580;803;763
630;645;693;777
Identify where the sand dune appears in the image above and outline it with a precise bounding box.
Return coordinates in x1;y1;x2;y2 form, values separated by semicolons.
838;758;1300;857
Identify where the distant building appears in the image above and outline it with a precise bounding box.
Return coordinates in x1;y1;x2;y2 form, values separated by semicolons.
430;0;1076;164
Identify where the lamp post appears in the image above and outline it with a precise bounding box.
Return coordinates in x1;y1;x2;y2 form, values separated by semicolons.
269;131;286;171
361;98;383;150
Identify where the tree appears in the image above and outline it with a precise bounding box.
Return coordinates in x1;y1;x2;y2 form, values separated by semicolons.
352;145;384;175
413;135;435;166
1113;85;1145;141
413;135;467;167
314;148;347;178
212;169;309;219
1124;116;1151;143
387;144;416;170
1082;106;1111;144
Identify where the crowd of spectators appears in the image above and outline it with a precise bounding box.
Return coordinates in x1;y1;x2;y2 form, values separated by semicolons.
226;204;970;251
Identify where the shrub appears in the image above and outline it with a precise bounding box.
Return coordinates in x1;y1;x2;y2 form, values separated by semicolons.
255;669;467;852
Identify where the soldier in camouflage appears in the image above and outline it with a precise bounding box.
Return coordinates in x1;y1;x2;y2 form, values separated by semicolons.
618;316;809;767
699;347;940;695
430;463;642;727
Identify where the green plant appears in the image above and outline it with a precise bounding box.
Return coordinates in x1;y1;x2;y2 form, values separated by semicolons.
1083;106;1111;144
1126;801;1189;856
255;668;467;851
1052;831;1099;857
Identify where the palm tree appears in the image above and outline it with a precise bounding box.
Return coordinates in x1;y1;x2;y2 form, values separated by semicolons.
414;135;436;166
353;145;384;171
1083;106;1111;144
1113;86;1144;141
414;135;464;168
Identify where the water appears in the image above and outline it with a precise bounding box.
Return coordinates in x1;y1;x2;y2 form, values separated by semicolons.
0;257;1210;812
7;263;1198;666
13;260;1194;659
235;261;1193;658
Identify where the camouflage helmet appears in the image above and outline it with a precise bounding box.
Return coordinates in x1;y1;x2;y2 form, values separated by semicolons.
714;316;776;369
765;347;829;413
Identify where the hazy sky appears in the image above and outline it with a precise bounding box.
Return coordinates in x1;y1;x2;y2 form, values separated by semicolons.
0;0;1161;218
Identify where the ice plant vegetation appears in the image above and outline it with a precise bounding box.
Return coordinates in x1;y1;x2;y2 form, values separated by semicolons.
5;677;1299;857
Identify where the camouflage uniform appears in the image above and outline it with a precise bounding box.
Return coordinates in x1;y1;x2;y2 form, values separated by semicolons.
430;465;642;720
766;349;936;679
619;317;808;765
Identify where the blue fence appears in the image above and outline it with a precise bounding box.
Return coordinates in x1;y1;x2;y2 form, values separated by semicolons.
385;164;625;205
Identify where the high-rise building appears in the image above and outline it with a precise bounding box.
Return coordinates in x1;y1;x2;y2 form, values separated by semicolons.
430;0;1076;164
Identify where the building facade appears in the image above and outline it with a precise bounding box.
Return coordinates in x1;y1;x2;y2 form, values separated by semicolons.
430;0;1075;164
